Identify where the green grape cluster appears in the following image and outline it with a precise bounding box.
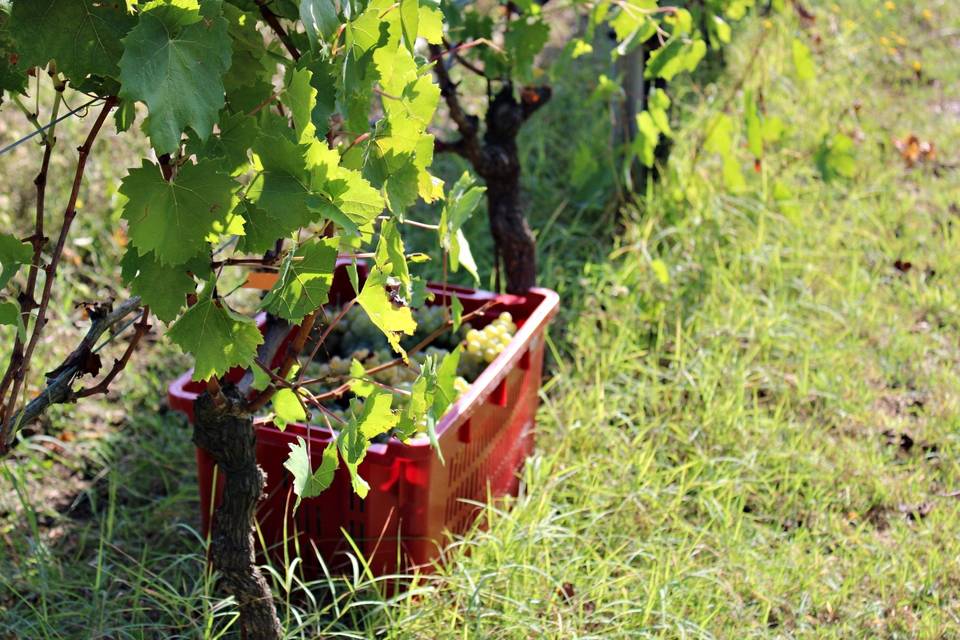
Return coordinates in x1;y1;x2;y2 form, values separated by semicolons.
465;312;517;364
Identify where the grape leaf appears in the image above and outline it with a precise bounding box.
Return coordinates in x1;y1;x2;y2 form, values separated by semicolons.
0;232;31;290
418;5;443;44
503;17;548;81
396;347;459;458
0;299;24;339
645;38;683;80
187;111;257;174
235;199;291;254
450;295;463;332
273;388;306;430
712;15;732;44
120;249;208;323
168;283;263;381
356;266;416;357
120;160;237;266
10;0;134;83
119;1;232;154
248;135;316;226
251;363;271;391
0;8;25;99
261;236;339;322
609;0;656;44
326;167;385;226
285;65;317;143
284;436;338;504
337;390;398;497
374;220;413;302
399;0;418;51
304;54;337;138
439;172;485;283
633;110;660;168
300;0;339;47
349;358;375;397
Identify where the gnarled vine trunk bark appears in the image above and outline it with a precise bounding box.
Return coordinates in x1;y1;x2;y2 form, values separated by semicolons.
485;176;536;295
475;86;549;295
193;388;282;640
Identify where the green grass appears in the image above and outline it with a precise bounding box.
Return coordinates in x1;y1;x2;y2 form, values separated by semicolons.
3;0;960;637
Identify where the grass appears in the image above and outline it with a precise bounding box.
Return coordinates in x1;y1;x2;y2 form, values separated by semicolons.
3;0;960;637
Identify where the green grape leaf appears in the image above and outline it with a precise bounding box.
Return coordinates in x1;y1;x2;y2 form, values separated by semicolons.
338;390;398;497
0;299;24;339
0;9;25;99
121;160;237;266
10;0;134;83
347;6;386;57
374;220;414;303
356;267;416;357
354;389;397;440
450;295;463;332
285;65;318;143
114;99;137;133
633;110;660;168
273;388;306;430
251;363;272;391
396;373;429;439
248;134;315;224
284;436;338;504
399;0;418;51
439;172;485;283
235;199;291;254
300;0;339;47
504;17;549;81
119;1;232;154
418;5;443;44
305;54;337;138
349;358;375;397
120;249;208;323
792;38;816;82
431;346;460;417
261;236;339;322
609;0;656;43
645;38;704;81
711;15;732;44
648;88;671;135
398;347;459;458
0;232;31;290
326;165;385;225
187;111;257;174
168;283;264;381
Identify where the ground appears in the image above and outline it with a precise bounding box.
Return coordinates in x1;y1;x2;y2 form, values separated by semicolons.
2;0;960;638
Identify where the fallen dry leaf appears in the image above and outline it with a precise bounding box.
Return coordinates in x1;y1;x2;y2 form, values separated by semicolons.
893;134;936;167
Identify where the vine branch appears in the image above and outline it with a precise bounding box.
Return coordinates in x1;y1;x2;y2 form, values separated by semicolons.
1;297;144;452
256;0;301;61
0;96;117;433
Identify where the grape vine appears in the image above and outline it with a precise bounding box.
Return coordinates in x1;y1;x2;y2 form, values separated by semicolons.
0;0;797;635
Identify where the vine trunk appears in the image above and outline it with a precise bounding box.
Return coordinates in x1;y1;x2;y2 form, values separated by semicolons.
193;389;283;640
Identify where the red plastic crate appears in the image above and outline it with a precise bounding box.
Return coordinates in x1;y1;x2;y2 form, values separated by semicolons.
168;270;559;577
